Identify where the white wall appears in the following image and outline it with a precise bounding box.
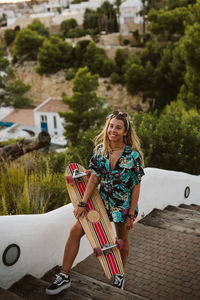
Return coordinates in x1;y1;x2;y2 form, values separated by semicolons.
34;111;65;137
0;204;91;289
0;168;199;289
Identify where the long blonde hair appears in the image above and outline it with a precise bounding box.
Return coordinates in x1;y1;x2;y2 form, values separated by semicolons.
95;112;144;165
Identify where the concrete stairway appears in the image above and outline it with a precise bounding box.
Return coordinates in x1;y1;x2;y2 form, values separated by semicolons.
1;204;200;300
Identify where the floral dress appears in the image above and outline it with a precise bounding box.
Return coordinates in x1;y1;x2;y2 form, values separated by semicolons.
89;144;145;224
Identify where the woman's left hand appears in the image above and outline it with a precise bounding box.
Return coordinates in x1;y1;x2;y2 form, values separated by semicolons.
125;217;134;230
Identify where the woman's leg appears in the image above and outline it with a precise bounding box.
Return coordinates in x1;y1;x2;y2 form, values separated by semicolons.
114;222;129;268
61;220;85;274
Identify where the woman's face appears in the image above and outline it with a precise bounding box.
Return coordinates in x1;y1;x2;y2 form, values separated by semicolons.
107;118;127;143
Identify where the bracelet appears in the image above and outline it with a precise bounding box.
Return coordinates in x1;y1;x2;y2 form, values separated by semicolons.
127;214;136;220
77;202;88;208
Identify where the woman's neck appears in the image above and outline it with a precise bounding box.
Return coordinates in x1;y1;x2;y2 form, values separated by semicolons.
109;142;125;151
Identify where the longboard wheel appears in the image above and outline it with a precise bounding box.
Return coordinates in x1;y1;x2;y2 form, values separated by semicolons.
66;175;73;184
86;170;91;178
116;239;124;250
93;246;103;257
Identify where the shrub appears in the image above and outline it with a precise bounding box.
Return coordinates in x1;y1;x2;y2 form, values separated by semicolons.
110;72;121;84
0;157;69;215
4;29;16;46
133;101;200;175
123;39;130;45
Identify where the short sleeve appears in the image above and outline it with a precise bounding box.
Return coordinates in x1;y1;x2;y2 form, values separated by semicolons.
89;147;102;177
132;151;145;184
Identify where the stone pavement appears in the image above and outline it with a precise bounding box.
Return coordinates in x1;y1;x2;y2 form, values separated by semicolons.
73;205;200;300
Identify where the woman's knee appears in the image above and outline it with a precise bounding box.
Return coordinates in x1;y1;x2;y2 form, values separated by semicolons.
69;221;84;239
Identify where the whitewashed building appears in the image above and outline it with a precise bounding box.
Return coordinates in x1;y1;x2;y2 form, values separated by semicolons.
120;0;143;33
34;97;68;141
0;98;68;144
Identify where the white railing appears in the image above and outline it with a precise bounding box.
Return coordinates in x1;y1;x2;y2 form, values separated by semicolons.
0;168;199;289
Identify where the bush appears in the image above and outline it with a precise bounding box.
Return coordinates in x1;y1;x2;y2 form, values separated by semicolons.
133;101;200;175
123;39;130;45
4;29;16;46
66;28;88;38
36;36;73;74
11;28;45;61
0;156;69;215
60;18;78;36
110;72;121;84
132;29;141;44
65;68;76;80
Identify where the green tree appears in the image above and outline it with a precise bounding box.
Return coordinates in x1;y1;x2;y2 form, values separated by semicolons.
36;36;73;74
11;28;45;61
74;39;91;68
4;29;16;46
125;41;161;103
124;39;186;110
3;79;33;108
134;101;200;175
113;48;127;83
60;67;108;154
148;7;190;40
60;18;78;36
83;1;118;33
178;21;200;109
27;19;49;37
83;42;114;76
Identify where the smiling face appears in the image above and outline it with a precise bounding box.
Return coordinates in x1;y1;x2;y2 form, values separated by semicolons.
107;118;127;144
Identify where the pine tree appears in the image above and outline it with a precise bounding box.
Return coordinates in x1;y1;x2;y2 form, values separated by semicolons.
60;67;110;147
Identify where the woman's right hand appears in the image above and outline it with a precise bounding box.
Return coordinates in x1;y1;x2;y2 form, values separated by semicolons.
74;206;87;220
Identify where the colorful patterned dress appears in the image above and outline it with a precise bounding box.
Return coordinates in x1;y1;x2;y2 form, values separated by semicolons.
89;144;145;224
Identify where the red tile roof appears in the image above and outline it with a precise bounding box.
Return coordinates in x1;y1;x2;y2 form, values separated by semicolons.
37;99;69;113
1;109;35;126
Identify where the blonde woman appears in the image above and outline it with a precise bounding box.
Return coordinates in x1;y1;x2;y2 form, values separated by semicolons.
46;111;145;295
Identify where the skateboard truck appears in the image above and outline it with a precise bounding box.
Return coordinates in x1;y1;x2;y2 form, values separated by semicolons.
73;169;87;181
94;239;124;257
66;169;91;183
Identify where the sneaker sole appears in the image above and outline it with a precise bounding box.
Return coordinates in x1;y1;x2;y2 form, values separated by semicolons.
45;282;71;295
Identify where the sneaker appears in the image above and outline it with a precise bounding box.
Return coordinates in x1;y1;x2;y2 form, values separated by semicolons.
45;273;71;295
113;274;125;289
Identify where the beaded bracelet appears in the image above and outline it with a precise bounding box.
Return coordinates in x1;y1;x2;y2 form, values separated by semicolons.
127;214;136;220
77;201;88;208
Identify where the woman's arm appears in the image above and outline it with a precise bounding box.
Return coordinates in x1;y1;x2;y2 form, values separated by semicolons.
125;183;141;230
74;173;99;219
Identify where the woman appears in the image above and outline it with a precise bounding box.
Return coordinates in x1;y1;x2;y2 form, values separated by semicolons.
46;111;145;295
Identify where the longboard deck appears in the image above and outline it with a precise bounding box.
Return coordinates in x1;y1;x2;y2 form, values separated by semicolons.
65;163;124;279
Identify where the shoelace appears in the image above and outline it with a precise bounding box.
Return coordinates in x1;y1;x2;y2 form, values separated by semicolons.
114;275;121;284
54;274;64;284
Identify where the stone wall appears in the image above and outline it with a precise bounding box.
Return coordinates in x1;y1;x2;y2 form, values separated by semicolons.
14;61;150;113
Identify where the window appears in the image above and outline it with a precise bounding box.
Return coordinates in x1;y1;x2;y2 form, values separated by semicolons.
40;115;47;122
53;116;57;129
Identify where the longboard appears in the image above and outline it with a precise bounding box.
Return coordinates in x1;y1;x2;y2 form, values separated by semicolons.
65;163;124;279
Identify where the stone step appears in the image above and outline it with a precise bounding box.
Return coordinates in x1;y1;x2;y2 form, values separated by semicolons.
9;275;88;300
165;205;200;217
179;203;200;212
0;287;24;300
139;208;200;236
9;271;148;300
